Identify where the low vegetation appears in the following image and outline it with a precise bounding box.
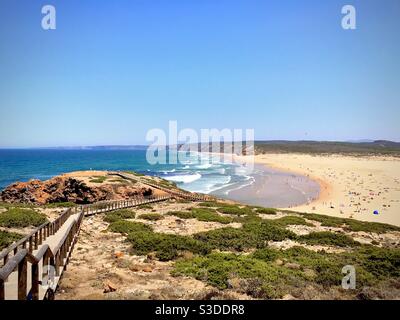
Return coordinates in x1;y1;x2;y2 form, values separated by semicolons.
108;220;151;234
89;176;108;183
127;232;210;261
124;171;144;177
108;219;209;260
167;209;233;224
299;212;400;234
253;207;277;215
0;208;47;228
254;140;400;157
190;208;233;224
173;252;305;299
299;231;360;247
217;206;252;216
270;216;313;227
0;230;22;250
44;202;76;208
174;244;400;299
97;196;400;299
137;204;153;210
103;209;136;223
194;220;297;251
0;202;35;209
138;213;164;221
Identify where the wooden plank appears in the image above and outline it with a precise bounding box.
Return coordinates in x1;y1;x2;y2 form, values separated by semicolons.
18;257;27;300
31;263;39;300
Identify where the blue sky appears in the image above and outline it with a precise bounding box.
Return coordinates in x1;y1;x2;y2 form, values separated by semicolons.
0;0;399;147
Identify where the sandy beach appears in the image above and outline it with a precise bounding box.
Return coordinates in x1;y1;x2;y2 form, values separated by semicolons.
235;154;400;227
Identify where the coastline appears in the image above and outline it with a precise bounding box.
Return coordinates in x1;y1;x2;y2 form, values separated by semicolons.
233;153;400;227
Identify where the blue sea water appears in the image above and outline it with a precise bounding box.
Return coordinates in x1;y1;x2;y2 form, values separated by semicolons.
0;148;248;195
0;148;320;207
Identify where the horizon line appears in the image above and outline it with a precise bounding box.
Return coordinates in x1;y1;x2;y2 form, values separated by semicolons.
0;139;399;149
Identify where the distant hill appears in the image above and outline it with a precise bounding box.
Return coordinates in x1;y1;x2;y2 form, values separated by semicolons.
254;140;400;156
175;140;400;156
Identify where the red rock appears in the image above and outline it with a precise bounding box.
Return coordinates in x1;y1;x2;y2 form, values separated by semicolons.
0;174;153;205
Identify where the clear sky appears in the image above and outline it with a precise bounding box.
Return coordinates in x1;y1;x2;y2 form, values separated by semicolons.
0;0;399;147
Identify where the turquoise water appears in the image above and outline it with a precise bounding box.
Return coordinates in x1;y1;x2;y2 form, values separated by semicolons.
0;148;247;194
0;148;319;207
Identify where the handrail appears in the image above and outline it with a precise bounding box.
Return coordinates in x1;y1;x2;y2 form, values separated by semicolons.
0;249;27;281
110;171;212;201
0;179;211;300
0;207;76;266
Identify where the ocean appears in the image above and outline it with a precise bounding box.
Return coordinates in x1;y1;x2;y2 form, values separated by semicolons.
0;148;319;207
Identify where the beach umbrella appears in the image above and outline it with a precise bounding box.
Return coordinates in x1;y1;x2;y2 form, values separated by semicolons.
373;210;379;215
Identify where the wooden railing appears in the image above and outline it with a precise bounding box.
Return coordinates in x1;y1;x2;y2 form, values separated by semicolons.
0;194;173;300
82;194;172;217
0;176;211;300
0;208;84;300
0;206;77;266
110;172;213;202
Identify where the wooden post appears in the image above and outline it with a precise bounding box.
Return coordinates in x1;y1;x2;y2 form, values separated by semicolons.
49;255;55;276
54;253;60;276
29;237;33;253
34;232;38;250
18;257;27;300
31;263;39;300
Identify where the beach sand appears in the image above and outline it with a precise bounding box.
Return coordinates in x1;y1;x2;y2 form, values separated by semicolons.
235;154;400;227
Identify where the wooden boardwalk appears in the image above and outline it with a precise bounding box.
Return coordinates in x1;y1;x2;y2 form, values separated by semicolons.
0;176;211;300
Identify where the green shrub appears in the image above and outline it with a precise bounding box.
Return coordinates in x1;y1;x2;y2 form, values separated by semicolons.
0;208;47;228
0;202;36;209
173;252;303;298
271;216;314;227
298;212;346;227
195;227;258;251
0;230;21;250
89;176;107;183
194;220;297;251
124;171;145;176
198;201;233;208
217;206;251;216
44;202;76;208
242;221;298;243
344;220;400;234
168;209;233;224
300;212;400;234
299;231;359;247
254;207;277;215
127;232;210;261
167;211;194;219
350;246;400;279
108;220;152;234
191;208;233;224
139;213;163;221
137;204;153;209
104;209;136;223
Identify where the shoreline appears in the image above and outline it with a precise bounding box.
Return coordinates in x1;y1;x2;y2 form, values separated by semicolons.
232;153;400;227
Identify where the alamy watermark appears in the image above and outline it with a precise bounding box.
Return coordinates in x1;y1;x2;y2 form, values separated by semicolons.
342;265;356;289
41;5;56;30
145;121;255;174
40;4;356;31
342;5;356;30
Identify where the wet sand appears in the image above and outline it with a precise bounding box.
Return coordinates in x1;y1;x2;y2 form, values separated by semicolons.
213;164;320;208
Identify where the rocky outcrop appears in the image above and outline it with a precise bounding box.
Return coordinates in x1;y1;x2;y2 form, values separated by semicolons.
0;176;153;205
